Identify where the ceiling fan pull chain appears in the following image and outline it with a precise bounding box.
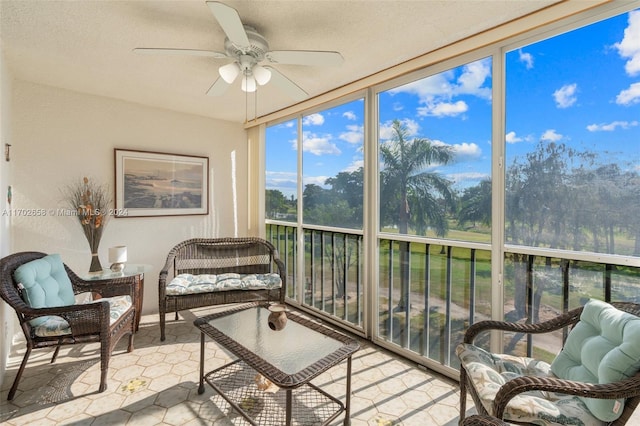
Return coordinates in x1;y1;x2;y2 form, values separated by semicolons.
245;77;248;123
254;88;258;122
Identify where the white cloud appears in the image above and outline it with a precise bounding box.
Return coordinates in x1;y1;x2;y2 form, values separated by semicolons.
418;100;468;117
390;71;454;99
302;132;340;156
519;49;534;69
616;82;640;106
457;59;492;99
586;120;639;131
303;175;331;188
343;159;364;173
541;129;563;142
448;172;490;185
303;113;325;126
339;125;364;144
266;170;296;182
388;58;491;118
505;131;522;144
265;171;297;193
451;142;482;161
553;83;578;108
379;119;420;140
614;10;640;76
342;111;357;120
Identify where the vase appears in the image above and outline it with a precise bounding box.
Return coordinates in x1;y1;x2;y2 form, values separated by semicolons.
89;252;103;273
267;304;287;331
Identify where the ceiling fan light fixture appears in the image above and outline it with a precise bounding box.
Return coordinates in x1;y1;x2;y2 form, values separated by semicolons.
135;2;338;101
253;65;271;86
241;75;257;92
219;62;240;84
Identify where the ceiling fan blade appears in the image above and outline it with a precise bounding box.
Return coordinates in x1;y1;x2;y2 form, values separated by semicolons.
206;1;250;49
206;77;230;96
133;48;228;58
266;50;344;67
264;66;308;102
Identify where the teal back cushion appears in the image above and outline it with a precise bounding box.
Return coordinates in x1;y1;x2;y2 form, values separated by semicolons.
13;254;75;326
550;299;640;422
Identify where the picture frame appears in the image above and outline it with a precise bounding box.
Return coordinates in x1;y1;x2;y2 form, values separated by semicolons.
114;149;209;217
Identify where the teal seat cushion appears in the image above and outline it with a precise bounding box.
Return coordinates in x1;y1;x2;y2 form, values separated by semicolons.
550;299;640;422
13;254;75;326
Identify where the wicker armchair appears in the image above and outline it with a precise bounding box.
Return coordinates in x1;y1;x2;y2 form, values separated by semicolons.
461;415;511;426
457;301;640;426
0;251;136;400
158;237;286;341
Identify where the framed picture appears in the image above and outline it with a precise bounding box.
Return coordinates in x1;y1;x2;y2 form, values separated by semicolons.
114;149;209;217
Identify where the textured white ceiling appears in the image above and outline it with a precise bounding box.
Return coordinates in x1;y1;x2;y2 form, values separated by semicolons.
2;0;578;123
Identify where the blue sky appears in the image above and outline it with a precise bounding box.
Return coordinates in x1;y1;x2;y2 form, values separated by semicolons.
267;8;640;199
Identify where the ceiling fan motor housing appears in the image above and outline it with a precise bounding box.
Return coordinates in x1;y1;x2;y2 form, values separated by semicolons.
224;25;269;62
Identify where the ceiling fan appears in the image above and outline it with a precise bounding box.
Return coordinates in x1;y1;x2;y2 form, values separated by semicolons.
134;1;344;101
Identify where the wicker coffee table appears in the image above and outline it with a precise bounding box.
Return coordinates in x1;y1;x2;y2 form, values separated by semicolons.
194;302;360;425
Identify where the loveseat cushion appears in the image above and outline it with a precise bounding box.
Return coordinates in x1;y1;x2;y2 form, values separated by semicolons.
457;343;605;426
14;254;75;326
32;295;132;337
166;273;282;296
550;299;640;422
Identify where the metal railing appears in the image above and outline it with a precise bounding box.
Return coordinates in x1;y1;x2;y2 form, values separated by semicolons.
266;223;640;371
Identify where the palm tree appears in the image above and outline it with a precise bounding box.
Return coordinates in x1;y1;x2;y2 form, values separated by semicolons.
380;120;456;310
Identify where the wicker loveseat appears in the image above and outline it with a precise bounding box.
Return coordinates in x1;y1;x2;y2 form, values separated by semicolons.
158;237;286;341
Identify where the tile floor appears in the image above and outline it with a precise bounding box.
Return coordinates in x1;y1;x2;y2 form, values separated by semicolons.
1;306;468;425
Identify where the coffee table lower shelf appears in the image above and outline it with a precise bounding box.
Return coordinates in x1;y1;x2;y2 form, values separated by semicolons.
202;359;345;426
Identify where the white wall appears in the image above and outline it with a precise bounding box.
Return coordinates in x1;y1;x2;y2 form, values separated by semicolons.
10;80;248;316
0;49;14;390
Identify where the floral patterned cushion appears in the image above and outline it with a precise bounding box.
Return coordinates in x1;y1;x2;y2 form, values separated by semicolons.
32;295;132;337
166;273;282;296
456;343;606;426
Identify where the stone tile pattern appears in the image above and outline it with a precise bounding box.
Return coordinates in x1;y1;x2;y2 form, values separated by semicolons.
0;306;494;425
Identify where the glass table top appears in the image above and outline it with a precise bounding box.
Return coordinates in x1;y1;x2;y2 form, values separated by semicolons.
195;304;359;384
82;264;152;280
204;305;352;376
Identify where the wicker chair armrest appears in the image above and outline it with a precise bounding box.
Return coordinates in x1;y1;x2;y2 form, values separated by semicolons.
493;374;640;419
159;269;169;281
271;250;286;298
159;254;175;280
58;300;111;335
464;308;583;344
22;301;97;318
23;300;110;335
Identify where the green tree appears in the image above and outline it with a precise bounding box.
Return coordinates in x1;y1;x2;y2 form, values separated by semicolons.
457;179;492;229
265;189;289;220
325;167;364;227
303;184;330;211
505;141;577;321
379;119;456;309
